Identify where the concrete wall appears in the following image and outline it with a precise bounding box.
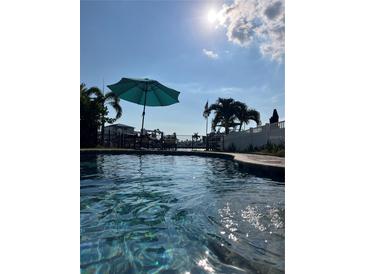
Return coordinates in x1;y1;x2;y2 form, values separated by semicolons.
223;121;285;151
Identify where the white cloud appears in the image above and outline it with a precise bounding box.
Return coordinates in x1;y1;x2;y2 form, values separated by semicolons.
202;48;219;59
217;0;285;62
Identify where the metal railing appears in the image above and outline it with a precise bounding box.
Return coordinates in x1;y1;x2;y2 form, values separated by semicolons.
98;121;284;151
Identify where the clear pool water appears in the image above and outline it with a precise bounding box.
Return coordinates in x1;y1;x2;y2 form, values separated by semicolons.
80;154;284;273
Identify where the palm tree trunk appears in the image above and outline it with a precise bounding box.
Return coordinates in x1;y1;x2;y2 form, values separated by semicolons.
239;122;242;131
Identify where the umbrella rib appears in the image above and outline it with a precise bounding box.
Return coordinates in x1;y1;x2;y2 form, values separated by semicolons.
152;87;164;106
122;81;142;94
157;83;180;100
152;83;175;106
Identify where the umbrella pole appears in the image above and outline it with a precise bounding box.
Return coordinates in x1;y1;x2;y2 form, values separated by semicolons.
205;116;208;151
141;89;147;135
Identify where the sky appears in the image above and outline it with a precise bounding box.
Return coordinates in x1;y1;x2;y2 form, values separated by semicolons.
81;0;285;135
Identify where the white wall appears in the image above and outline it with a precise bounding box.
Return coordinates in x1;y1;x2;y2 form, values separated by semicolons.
223;121;285;151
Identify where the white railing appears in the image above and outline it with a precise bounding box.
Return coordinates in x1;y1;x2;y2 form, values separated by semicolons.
278;121;285;129
252;126;263;133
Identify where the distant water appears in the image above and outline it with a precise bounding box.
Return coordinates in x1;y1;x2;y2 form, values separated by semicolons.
81;154;284;273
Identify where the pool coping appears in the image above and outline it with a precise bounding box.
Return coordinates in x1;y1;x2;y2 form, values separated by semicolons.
80;148;285;181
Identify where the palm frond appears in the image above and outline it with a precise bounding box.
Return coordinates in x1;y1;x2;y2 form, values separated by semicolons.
206;103;222;113
104;91;118;101
110;101;122;119
105;92;122;120
86;87;103;99
80;83;87;93
247;109;261;125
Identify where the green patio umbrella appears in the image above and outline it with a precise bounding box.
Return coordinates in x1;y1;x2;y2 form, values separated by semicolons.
107;78;180;133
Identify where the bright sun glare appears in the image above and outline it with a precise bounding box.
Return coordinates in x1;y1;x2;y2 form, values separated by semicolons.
207;9;217;23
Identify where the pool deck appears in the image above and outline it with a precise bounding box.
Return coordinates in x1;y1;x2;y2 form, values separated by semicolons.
80;148;284;169
229;153;284;168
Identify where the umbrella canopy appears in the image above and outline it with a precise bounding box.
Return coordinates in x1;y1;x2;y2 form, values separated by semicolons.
107;78;180;133
107;78;180;106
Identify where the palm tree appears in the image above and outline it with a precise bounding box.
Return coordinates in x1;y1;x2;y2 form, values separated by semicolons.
192;132;200;141
84;86;122;146
204;98;237;134
234;101;261;131
191;133;200;150
80;83;87;95
80;83;104;147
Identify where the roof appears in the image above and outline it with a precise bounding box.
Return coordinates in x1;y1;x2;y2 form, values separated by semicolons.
105;123;135;129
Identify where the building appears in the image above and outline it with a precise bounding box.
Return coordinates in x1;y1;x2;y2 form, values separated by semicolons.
102;124;136;147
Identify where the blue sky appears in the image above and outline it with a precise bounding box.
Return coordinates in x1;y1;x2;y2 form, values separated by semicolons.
81;0;284;135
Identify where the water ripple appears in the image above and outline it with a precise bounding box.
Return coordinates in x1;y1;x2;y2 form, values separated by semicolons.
81;154;284;273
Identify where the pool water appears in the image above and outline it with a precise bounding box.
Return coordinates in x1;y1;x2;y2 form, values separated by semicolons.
80;154;284;273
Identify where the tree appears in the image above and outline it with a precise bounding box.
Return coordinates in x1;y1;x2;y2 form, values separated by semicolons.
191;133;200;150
192;132;200;141
84;86;122;146
204;98;237;134
80;83;103;147
234;101;261;131
204;98;262;134
269;109;279;124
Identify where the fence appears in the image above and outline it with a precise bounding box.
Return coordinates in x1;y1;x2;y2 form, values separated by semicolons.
98;121;284;152
223;121;285;152
99;133;207;150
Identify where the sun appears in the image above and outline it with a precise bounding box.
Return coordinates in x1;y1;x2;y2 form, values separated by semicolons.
206;8;224;26
207;9;217;23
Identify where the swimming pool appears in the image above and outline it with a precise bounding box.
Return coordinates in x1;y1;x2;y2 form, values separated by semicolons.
80;153;284;273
